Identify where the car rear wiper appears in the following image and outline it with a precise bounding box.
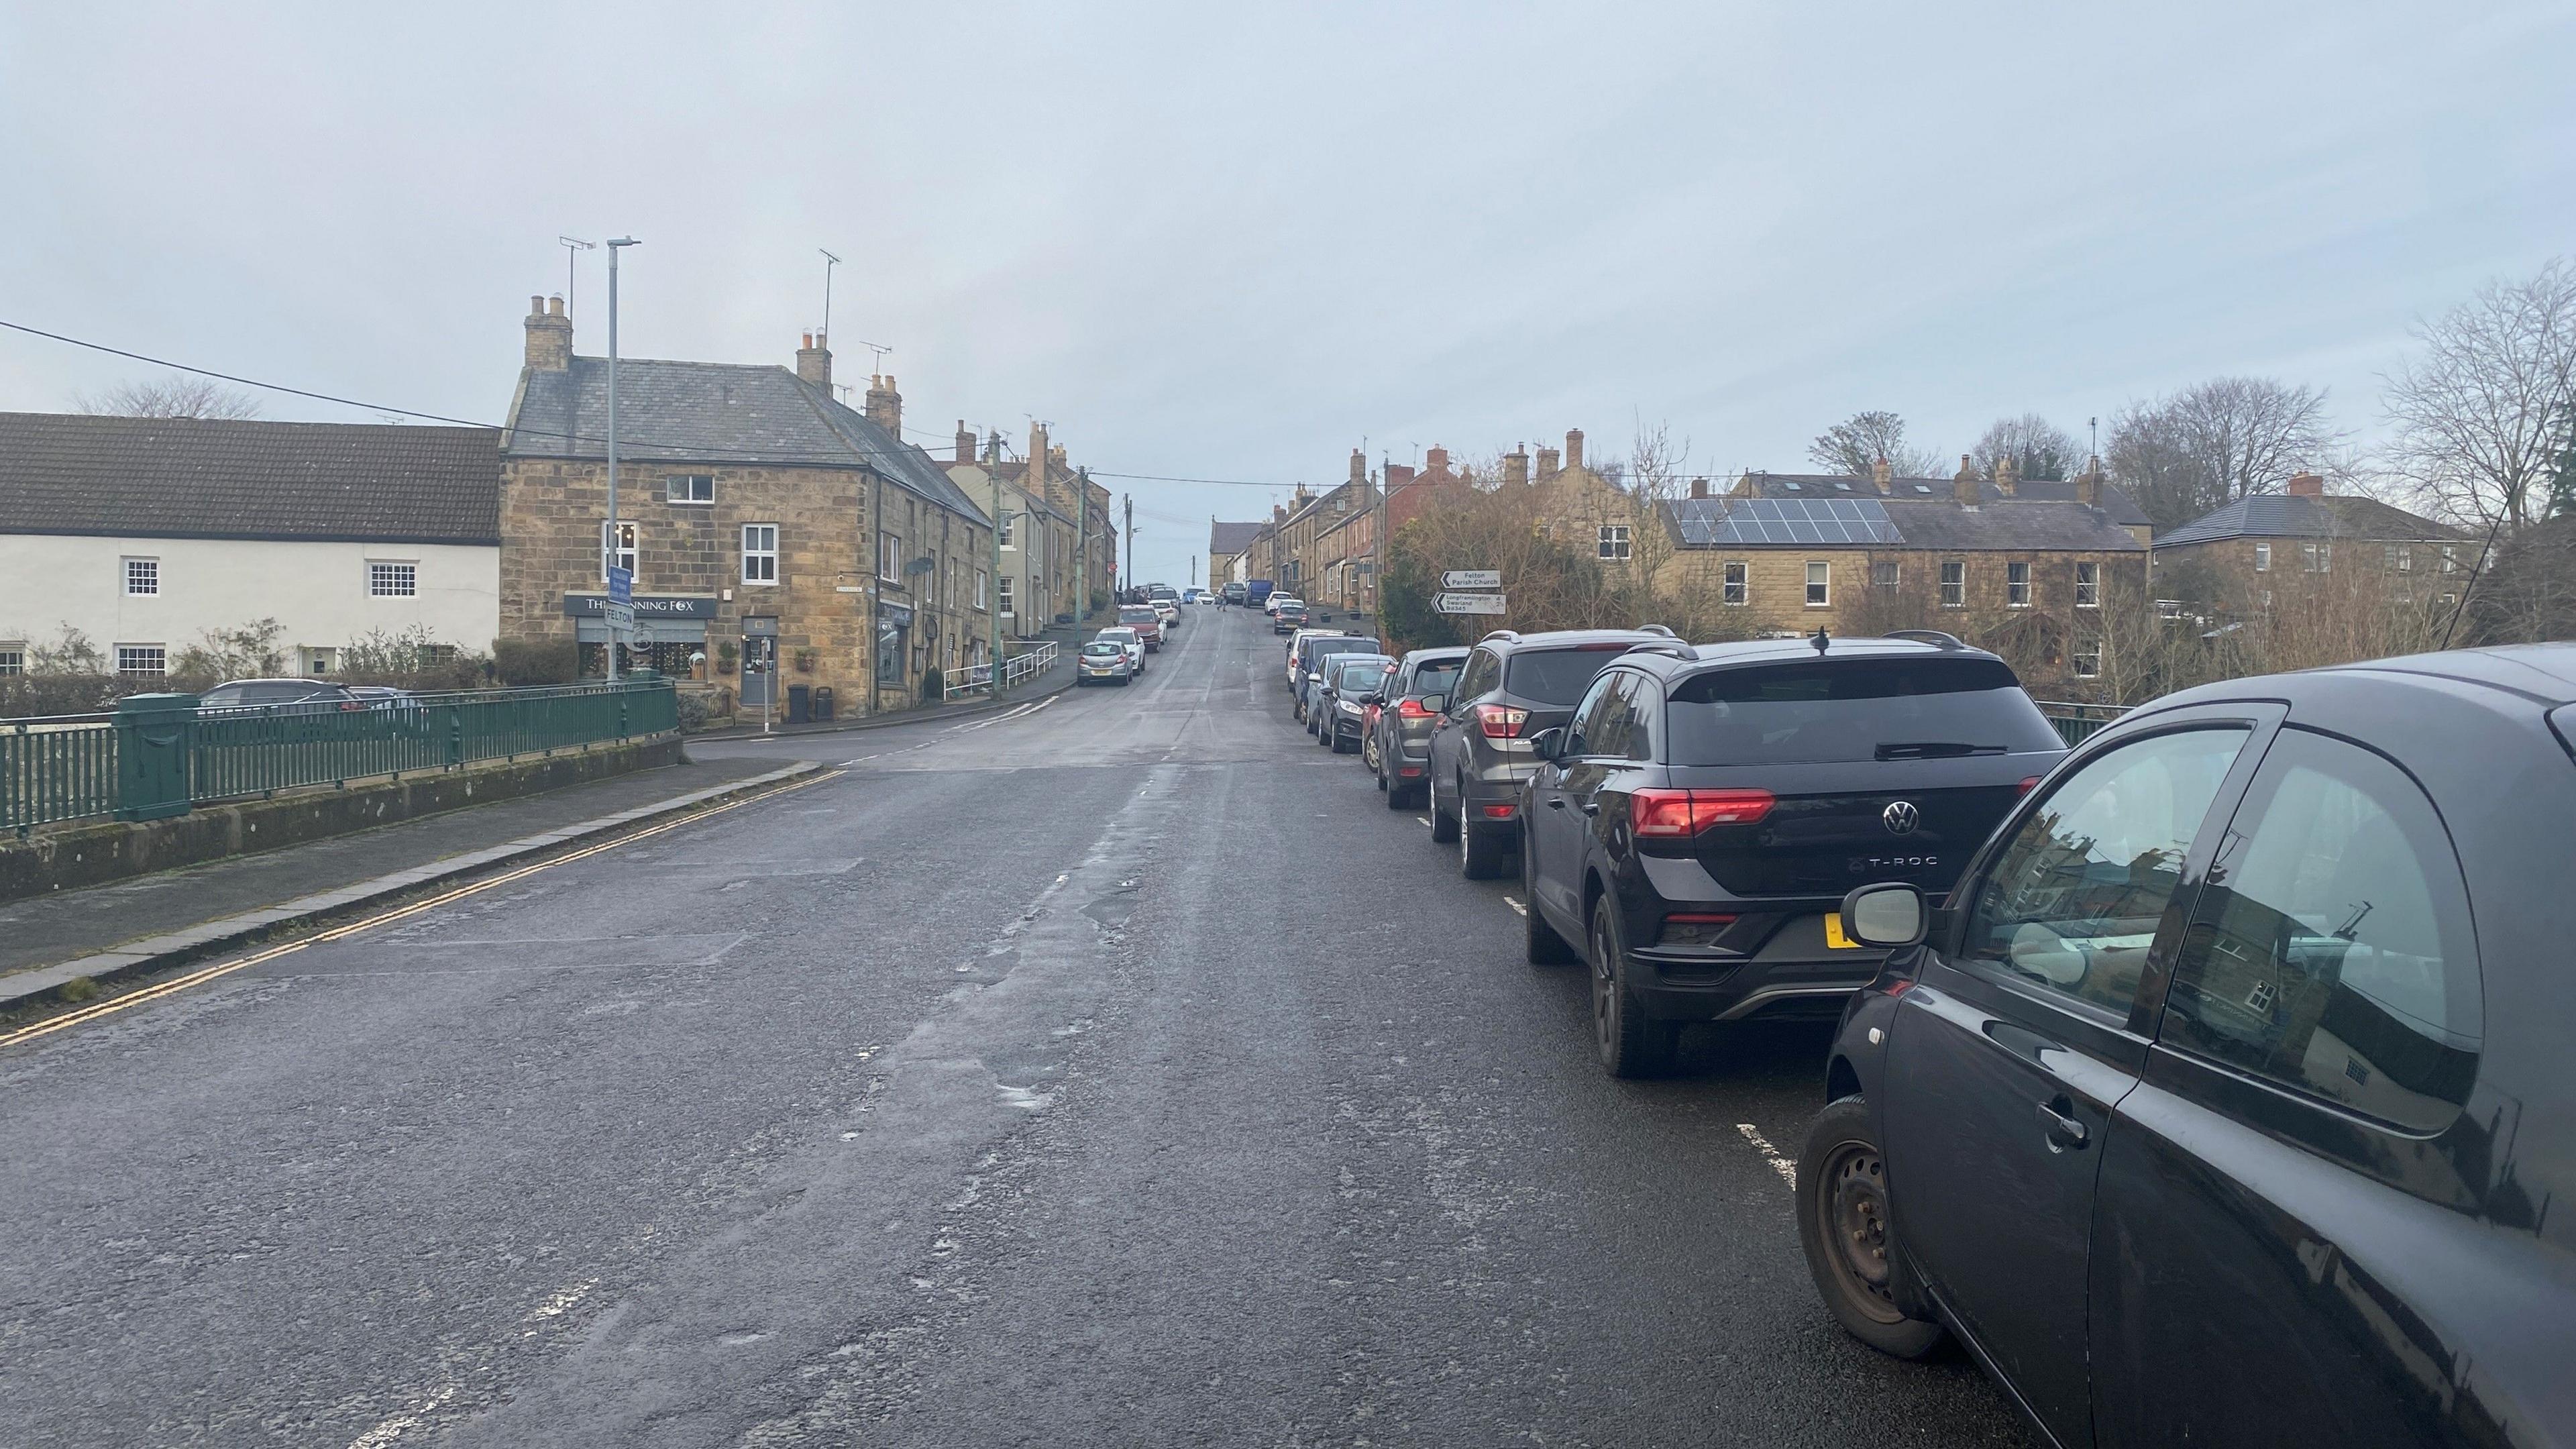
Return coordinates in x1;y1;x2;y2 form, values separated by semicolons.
1873;741;2008;760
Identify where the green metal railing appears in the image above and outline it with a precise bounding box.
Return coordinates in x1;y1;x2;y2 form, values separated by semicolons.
2035;701;2128;748
3;678;678;835
1;713;120;832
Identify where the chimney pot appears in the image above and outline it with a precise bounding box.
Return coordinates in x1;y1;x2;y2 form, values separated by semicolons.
547;294;565;317
523;292;574;372
2286;472;2325;496
530;294;546;317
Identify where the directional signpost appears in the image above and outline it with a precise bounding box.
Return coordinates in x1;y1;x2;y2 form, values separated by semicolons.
1440;570;1502;590
604;566;637;639
1436;591;1508;615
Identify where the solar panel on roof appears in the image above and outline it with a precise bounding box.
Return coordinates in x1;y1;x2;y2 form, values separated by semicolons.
1679;495;1902;546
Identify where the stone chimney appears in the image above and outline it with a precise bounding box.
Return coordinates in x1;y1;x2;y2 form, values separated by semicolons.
1994;455;2021;497
1503;445;1530;489
1870;455;1894;493
2075;460;2105;509
1564;429;1585;473
1690;477;1711;500
525;294;573;372
1536;445;1561;480
1350;448;1367;487
1425;445;1450;479
955;419;975;466
2286;472;2325;497
864;373;900;434
1954;455;1981;508
796;332;833;391
1273;503;1288;524
1385;462;1415;495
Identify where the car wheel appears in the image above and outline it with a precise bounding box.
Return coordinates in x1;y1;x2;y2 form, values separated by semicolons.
1589;904;1675;1077
1384;767;1410;808
1798;1096;1945;1358
1523;850;1578;965
1332;727;1356;754
1458;796;1508;879
1428;773;1460;842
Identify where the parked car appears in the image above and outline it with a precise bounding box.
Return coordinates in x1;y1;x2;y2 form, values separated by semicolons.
1518;633;2064;1075
1271;598;1308;633
1289;634;1383;724
1422;628;1680;880
1246;580;1274;608
1791;641;2576;1449
1282;627;1350;688
197;678;364;713
1116;604;1165;651
1152;598;1181;631
1367;647;1469;808
1094;627;1147;675
1223;583;1248;606
1312;655;1395;751
1075;640;1134;686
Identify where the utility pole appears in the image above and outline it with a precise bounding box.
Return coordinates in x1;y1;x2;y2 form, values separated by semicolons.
989;482;1006;698
604;236;639;680
1124;494;1134;597
1376;453;1391;645
1074;467;1089;627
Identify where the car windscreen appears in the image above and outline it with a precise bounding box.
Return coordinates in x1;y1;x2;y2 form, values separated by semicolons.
1664;658;2063;765
1333;660;1392;690
1406;661;1463;697
1119;606;1157;623
1081;644;1125;657
1306;639;1373;669
1503;647;1632;705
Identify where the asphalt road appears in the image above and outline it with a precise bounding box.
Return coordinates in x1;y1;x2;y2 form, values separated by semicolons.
0;605;2029;1448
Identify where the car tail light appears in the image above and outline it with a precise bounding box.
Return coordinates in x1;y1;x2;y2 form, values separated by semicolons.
1474;703;1529;738
2017;775;2043;795
1481;803;1517;819
1656;912;1738;947
1629;788;1775;837
1397;697;1437;720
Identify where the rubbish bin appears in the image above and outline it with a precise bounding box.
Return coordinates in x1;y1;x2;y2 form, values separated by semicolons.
786;684;811;724
812;686;835;721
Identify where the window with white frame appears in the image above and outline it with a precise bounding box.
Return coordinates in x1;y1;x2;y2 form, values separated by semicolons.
1940;559;1966;608
1722;561;1748;605
2302;542;2330;573
2254;542;2271;572
741;523;780;584
1598;524;1631;561
305;647;335;675
2006;561;2033;607
601;521;637;580
998;514;1016;548
996;573;1012;616
2392;545;2413;572
879;532;903;583
0;643;23;676
124;557;160;596
116;645;166;676
665;474;714;504
2074;638;2102;679
2074;560;2099;607
368;561;417;597
1871;559;1900;589
2440;545;2461;574
1805;560;1829;606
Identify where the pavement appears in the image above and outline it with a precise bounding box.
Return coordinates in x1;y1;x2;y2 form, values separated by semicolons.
0;605;2031;1448
689;620;1092;741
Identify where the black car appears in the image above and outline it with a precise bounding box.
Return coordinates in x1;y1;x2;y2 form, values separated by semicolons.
1794;642;2576;1449
1288;634;1381;725
1368;647;1469;809
1518;633;2064;1075
1311;654;1394;751
1423;627;1682;880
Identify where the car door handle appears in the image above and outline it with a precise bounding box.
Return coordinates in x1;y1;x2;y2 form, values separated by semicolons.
1579;801;1599;816
1546;796;1567;809
2038;1098;2090;1152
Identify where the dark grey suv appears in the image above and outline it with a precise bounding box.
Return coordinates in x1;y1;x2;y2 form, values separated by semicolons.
1368;647;1468;809
1424;628;1678;879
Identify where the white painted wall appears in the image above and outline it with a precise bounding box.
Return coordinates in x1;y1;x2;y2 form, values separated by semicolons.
0;534;498;676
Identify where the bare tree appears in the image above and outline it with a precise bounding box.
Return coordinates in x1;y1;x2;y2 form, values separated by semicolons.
1807;410;1939;478
1970;414;2083;481
2381;256;2576;533
76;374;263;420
2106;377;2339;533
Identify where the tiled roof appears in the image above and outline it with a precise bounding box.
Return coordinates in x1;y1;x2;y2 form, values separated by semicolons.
2153;492;2465;547
1735;472;2154;529
0;412;500;543
505;358;988;526
1665;494;2143;553
1210;521;1265;556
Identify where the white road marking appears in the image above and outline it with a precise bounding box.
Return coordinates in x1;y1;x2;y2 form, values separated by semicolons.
347;1387;456;1447
1417;816;1433;828
1501;895;1528;916
1735;1123;1799;1187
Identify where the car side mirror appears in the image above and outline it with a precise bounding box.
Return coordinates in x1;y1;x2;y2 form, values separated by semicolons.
1418;692;1447;714
1527;727;1566;761
1839;883;1929;949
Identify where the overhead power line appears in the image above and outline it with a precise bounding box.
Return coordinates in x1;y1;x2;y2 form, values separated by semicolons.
0;317;1315;492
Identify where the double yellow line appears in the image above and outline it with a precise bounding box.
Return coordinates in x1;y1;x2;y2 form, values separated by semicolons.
0;769;841;1051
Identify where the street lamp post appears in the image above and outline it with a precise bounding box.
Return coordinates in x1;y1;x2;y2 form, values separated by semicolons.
604;235;640;681
989;500;1013;698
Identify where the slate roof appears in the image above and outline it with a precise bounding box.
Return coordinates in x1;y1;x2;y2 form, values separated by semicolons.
0;412;500;544
505;358;988;526
1210;521;1265;556
2153;493;2464;548
1734;472;2154;529
1665;494;2144;553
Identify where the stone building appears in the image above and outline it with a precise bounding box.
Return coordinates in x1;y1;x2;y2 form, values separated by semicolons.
2150;472;2470;616
498;297;991;716
946;423;1086;639
1208;519;1264;588
1658;457;2149;692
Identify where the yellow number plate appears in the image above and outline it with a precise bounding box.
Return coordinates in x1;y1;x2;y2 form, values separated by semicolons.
1823;912;1862;951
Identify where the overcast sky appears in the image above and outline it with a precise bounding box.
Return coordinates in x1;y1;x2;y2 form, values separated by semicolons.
5;3;2571;588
